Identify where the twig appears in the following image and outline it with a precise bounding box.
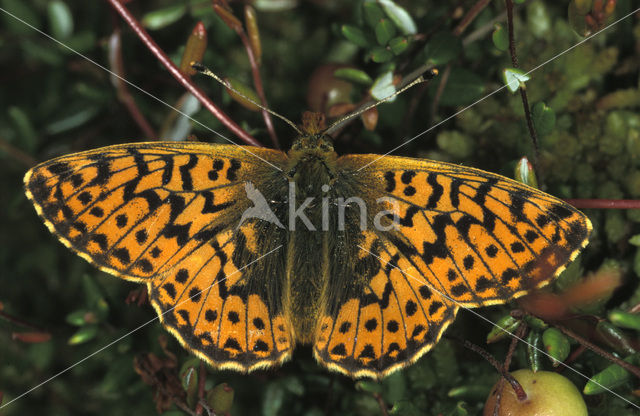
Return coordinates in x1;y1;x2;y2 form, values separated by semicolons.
0;136;37;167
373;392;389;416
195;360;207;415
107;26;156;139
451;333;527;402
0;309;45;332
105;0;263;147
555;323;640;380
566;199;640;209
505;0;540;177
453;0;492;36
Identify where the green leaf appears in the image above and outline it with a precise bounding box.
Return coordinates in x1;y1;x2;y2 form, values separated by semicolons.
341;24;370;48
596;321;636;355
486;315;520;343
363;2;385;28
423;31;461;65
225;77;261;112
48;0;74;39
142;4;186;30
375;18;396;45
503;68;530;93
68;324;98;345
370;71;395;101
542;328;571;366
65;309;89;326
608;309;640;331
388;36;409;55
378;0;417;35
334;68;372;85
181;366;198;408
492;23;508;52
370;46;393;63
532;101;556;136
523;315;548;330
584;353;640;395
526;330;542;372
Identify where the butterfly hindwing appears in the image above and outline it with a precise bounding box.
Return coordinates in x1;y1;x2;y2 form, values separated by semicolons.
312;154;591;378
24;142;294;371
314;229;459;378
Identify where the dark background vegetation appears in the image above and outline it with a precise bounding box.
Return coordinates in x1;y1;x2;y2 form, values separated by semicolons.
1;0;640;414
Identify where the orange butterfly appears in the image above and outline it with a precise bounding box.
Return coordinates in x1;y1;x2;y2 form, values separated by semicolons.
24;112;590;378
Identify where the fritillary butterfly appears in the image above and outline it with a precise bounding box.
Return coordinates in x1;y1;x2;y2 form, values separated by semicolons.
24;113;591;378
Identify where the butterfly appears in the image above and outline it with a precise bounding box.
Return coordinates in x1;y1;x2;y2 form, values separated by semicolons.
24;111;591;379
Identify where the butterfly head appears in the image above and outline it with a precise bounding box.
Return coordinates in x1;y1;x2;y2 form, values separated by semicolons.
288;111;336;158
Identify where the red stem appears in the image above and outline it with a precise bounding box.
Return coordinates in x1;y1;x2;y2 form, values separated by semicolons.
566;199;640;209
105;0;263;147
453;0;492;36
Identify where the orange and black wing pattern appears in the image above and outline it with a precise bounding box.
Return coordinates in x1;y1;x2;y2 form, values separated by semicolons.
24;142;293;372
312;154;591;378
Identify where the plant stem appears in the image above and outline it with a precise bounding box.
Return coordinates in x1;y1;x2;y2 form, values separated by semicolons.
566;199;640;209
505;0;540;179
105;0;263;147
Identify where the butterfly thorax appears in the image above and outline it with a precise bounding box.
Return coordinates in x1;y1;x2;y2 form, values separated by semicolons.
287;134;337;177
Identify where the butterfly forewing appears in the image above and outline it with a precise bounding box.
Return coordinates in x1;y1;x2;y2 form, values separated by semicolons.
24;142;294;371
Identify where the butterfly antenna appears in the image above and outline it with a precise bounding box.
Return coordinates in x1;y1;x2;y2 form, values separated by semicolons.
324;68;439;135
191;62;303;135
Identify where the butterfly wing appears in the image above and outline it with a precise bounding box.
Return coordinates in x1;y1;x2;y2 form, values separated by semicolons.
24;142;294;372
313;154;591;378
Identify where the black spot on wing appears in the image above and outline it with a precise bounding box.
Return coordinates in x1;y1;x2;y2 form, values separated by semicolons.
130;148;150;176
450;178;461;208
421;215;450;265
227;159;241;181
113;247;131;264
472;178;497;206
179;154;198;191
47;162;70;175
401;171;416;184
201;191;234;214
87;156;110;186
384;171;395;192
161;155;174;186
426;173;443;209
549;204;574;220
